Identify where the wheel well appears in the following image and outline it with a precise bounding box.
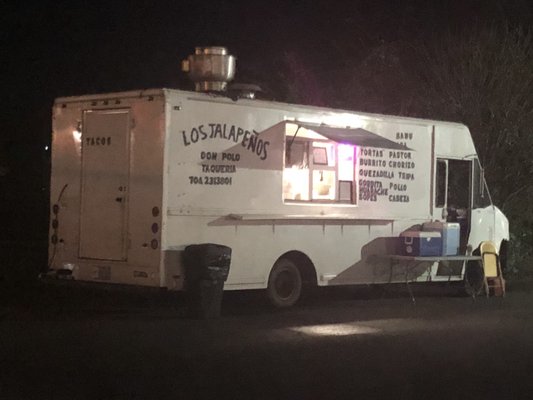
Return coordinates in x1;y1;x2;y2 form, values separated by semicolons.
499;240;508;272
276;251;317;286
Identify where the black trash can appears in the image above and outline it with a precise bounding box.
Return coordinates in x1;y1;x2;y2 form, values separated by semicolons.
183;243;232;319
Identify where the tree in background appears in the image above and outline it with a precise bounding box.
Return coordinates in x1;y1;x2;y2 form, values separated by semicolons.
411;25;533;273
413;25;533;205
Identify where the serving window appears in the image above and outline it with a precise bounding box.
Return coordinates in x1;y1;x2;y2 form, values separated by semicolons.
283;129;357;204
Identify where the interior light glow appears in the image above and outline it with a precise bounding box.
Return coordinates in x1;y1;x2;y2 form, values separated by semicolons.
338;144;356;181
72;130;82;143
285;123;328;140
283;168;310;201
338;144;354;161
312;170;335;200
327;113;366;129
290;323;380;337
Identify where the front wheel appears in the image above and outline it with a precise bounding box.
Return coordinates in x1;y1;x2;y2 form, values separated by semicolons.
267;258;302;308
463;260;485;297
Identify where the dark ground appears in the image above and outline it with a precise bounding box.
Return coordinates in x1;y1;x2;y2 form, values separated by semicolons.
1;280;533;400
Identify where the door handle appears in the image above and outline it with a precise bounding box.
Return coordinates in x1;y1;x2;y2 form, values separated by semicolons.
115;197;124;203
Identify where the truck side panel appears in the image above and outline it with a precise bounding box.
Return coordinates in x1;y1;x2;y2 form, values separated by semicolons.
162;93;436;289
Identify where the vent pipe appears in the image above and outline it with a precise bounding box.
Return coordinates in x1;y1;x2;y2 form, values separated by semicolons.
182;47;236;92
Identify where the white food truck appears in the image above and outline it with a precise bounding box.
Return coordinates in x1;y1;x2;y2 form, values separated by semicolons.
48;47;509;306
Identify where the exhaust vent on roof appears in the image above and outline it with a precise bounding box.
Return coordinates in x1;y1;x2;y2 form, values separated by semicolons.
182;47;236;92
227;83;262;100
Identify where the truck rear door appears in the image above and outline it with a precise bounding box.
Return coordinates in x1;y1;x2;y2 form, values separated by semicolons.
79;109;130;261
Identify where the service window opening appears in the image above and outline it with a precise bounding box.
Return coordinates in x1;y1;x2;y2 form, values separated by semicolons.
283;125;358;204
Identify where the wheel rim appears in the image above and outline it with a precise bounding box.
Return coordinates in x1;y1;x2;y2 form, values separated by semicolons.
275;270;296;299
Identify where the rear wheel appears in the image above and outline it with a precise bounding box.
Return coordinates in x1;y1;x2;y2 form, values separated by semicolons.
267;258;302;308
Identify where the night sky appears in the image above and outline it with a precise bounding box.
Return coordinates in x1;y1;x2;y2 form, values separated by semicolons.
1;0;532;245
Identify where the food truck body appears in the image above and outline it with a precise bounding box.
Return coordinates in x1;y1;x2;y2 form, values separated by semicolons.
48;87;509;305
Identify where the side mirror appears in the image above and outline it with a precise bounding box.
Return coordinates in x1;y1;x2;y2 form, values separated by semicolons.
480;167;485;197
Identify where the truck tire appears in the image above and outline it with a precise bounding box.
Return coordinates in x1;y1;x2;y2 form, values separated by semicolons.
463;260;485;297
499;241;508;273
267;258;302;308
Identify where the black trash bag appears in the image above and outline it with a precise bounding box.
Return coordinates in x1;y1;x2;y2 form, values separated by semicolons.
186;279;225;319
183;244;231;281
183;244;232;319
